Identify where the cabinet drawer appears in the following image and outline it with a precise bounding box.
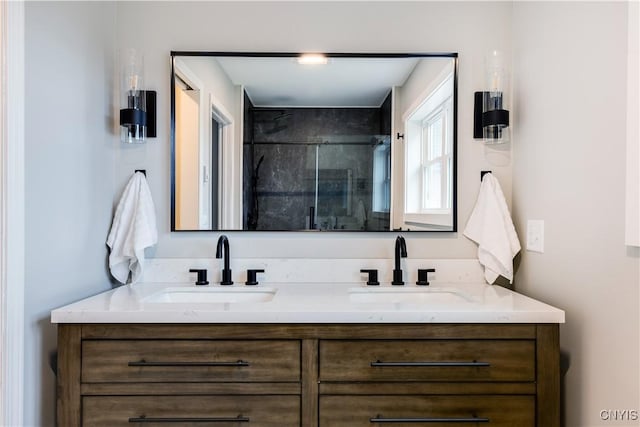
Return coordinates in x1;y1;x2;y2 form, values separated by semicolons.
320;395;534;426
319;340;534;382
82;340;300;383
83;395;300;427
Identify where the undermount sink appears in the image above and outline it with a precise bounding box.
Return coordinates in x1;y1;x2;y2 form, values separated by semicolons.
348;287;475;305
143;287;277;304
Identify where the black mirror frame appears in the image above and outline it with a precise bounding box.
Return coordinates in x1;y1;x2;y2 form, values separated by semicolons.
170;51;458;233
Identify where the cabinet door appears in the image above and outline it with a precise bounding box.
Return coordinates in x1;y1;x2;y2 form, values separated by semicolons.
320;395;534;426
320;340;534;382
82;340;300;382
83;395;300;427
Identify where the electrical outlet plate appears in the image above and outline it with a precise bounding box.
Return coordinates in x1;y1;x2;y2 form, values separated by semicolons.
526;220;545;253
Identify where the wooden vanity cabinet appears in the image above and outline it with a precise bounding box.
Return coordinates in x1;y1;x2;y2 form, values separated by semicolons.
57;324;559;427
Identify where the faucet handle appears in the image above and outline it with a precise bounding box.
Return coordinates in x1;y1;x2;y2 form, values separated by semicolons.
189;269;209;286
360;269;380;286
416;268;436;286
245;269;265;286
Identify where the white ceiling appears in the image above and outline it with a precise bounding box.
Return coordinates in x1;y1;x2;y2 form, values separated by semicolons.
214;56;421;108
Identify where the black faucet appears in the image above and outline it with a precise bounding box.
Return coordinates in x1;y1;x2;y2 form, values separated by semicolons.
392;235;407;285
216;235;233;285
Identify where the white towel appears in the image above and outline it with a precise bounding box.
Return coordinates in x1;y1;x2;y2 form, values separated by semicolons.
463;173;521;284
106;172;158;284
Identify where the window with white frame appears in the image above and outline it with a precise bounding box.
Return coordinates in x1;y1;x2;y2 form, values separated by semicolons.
404;72;454;227
421;99;452;211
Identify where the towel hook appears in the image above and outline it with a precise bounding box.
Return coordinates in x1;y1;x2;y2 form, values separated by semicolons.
135;169;146;177
480;170;492;181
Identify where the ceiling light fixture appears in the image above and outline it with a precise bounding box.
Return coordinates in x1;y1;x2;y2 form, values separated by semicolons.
297;53;328;65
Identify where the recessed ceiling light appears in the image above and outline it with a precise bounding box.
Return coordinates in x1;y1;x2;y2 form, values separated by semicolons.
297;54;328;65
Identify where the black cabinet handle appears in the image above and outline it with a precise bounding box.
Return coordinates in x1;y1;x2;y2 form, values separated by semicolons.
370;415;489;423
371;360;490;367
129;415;249;423
128;359;249;367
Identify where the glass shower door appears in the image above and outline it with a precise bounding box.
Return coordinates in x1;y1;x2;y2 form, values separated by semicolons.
315;136;390;231
244;135;390;231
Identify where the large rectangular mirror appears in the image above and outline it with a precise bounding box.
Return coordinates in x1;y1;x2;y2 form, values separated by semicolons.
171;52;457;232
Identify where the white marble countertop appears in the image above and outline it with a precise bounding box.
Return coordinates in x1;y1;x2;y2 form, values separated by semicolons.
51;282;565;324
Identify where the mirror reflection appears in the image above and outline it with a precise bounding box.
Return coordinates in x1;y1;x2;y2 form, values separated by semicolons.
171;53;457;232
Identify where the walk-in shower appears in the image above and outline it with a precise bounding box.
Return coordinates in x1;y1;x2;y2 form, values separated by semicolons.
244;136;391;231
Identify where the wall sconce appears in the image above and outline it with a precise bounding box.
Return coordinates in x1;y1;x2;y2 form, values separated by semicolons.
120;49;156;143
474;50;509;144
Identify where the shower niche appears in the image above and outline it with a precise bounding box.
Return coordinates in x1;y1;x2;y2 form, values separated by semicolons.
171;52;457;232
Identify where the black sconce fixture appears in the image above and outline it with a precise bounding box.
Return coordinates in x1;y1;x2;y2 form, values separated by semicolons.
120;49;156;143
474;50;510;144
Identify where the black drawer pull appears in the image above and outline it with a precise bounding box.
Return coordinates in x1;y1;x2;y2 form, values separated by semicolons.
129;415;250;423
370;415;489;423
128;360;250;367
371;360;490;367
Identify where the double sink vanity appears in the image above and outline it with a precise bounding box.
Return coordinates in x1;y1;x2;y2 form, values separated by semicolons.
54;51;564;425
53;256;564;427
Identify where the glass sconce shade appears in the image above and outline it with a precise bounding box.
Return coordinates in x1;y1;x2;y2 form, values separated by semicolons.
120;49;147;143
474;50;510;144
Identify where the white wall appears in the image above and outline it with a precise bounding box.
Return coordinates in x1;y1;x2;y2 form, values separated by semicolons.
115;1;513;259
24;2;117;426
22;2;639;425
626;0;640;247
512;2;640;426
1;1;26;425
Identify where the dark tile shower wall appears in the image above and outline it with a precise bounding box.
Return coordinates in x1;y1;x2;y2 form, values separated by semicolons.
380;92;392;135
253;144;315;231
243;96;391;231
253;108;381;142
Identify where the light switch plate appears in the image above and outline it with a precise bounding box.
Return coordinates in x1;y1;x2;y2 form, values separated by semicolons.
526;220;545;253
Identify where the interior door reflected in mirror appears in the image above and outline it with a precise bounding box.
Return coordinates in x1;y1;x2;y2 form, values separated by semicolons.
171;53;457;232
